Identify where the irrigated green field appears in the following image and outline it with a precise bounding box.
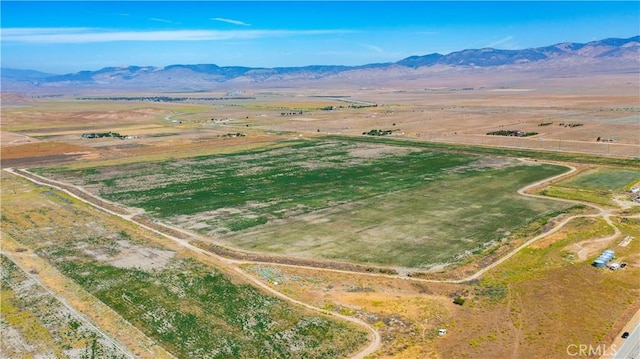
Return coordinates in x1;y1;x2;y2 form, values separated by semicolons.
35;138;572;269
559;168;640;191
540;167;640;207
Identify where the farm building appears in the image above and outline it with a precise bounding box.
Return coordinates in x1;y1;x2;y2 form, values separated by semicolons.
593;249;615;268
593;259;607;268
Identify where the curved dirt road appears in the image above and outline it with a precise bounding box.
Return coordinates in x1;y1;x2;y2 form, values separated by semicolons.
233;267;381;359
459;159;635;283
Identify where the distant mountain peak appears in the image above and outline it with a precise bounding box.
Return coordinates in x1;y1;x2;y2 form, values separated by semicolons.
395;36;639;68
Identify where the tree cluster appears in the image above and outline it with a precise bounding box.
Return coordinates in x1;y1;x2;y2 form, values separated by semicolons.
486;130;538;137
362;129;394;136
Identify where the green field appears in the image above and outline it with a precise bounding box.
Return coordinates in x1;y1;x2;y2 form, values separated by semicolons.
541;167;640;206
36;138;572;269
225;162;571;268
560;168;640;191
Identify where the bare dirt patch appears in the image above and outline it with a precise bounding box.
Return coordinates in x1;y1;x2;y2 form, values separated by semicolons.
79;239;176;272
0;132;40;147
0;141;101;168
346;143;415;158
1;142;96;160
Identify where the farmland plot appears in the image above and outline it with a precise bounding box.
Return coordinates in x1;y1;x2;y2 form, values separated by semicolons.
224;161;572;268
0;175;369;358
0;255;130;359
559;167;640;191
540;167;640;207
34;138;572;269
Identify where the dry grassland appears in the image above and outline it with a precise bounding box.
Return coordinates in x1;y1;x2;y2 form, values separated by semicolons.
243;213;640;359
2;72;638;168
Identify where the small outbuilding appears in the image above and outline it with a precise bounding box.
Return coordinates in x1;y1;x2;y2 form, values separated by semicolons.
593;249;615;267
593;259;607;268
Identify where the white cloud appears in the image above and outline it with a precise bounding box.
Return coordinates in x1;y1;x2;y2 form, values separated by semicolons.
361;43;383;53
149;18;177;24
1;27;352;44
486;36;517;49
211;17;251;26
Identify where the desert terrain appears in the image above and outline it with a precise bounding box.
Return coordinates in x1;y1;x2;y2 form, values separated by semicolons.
1;66;639;358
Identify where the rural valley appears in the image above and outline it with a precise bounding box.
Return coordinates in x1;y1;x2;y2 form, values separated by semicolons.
1;27;639;359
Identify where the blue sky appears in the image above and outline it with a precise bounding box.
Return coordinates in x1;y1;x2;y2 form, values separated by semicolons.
1;1;639;74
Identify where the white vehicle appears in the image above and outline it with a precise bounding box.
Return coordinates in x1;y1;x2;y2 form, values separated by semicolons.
609;263;620;270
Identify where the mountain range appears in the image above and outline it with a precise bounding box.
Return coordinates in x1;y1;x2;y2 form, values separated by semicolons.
2;36;638;92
